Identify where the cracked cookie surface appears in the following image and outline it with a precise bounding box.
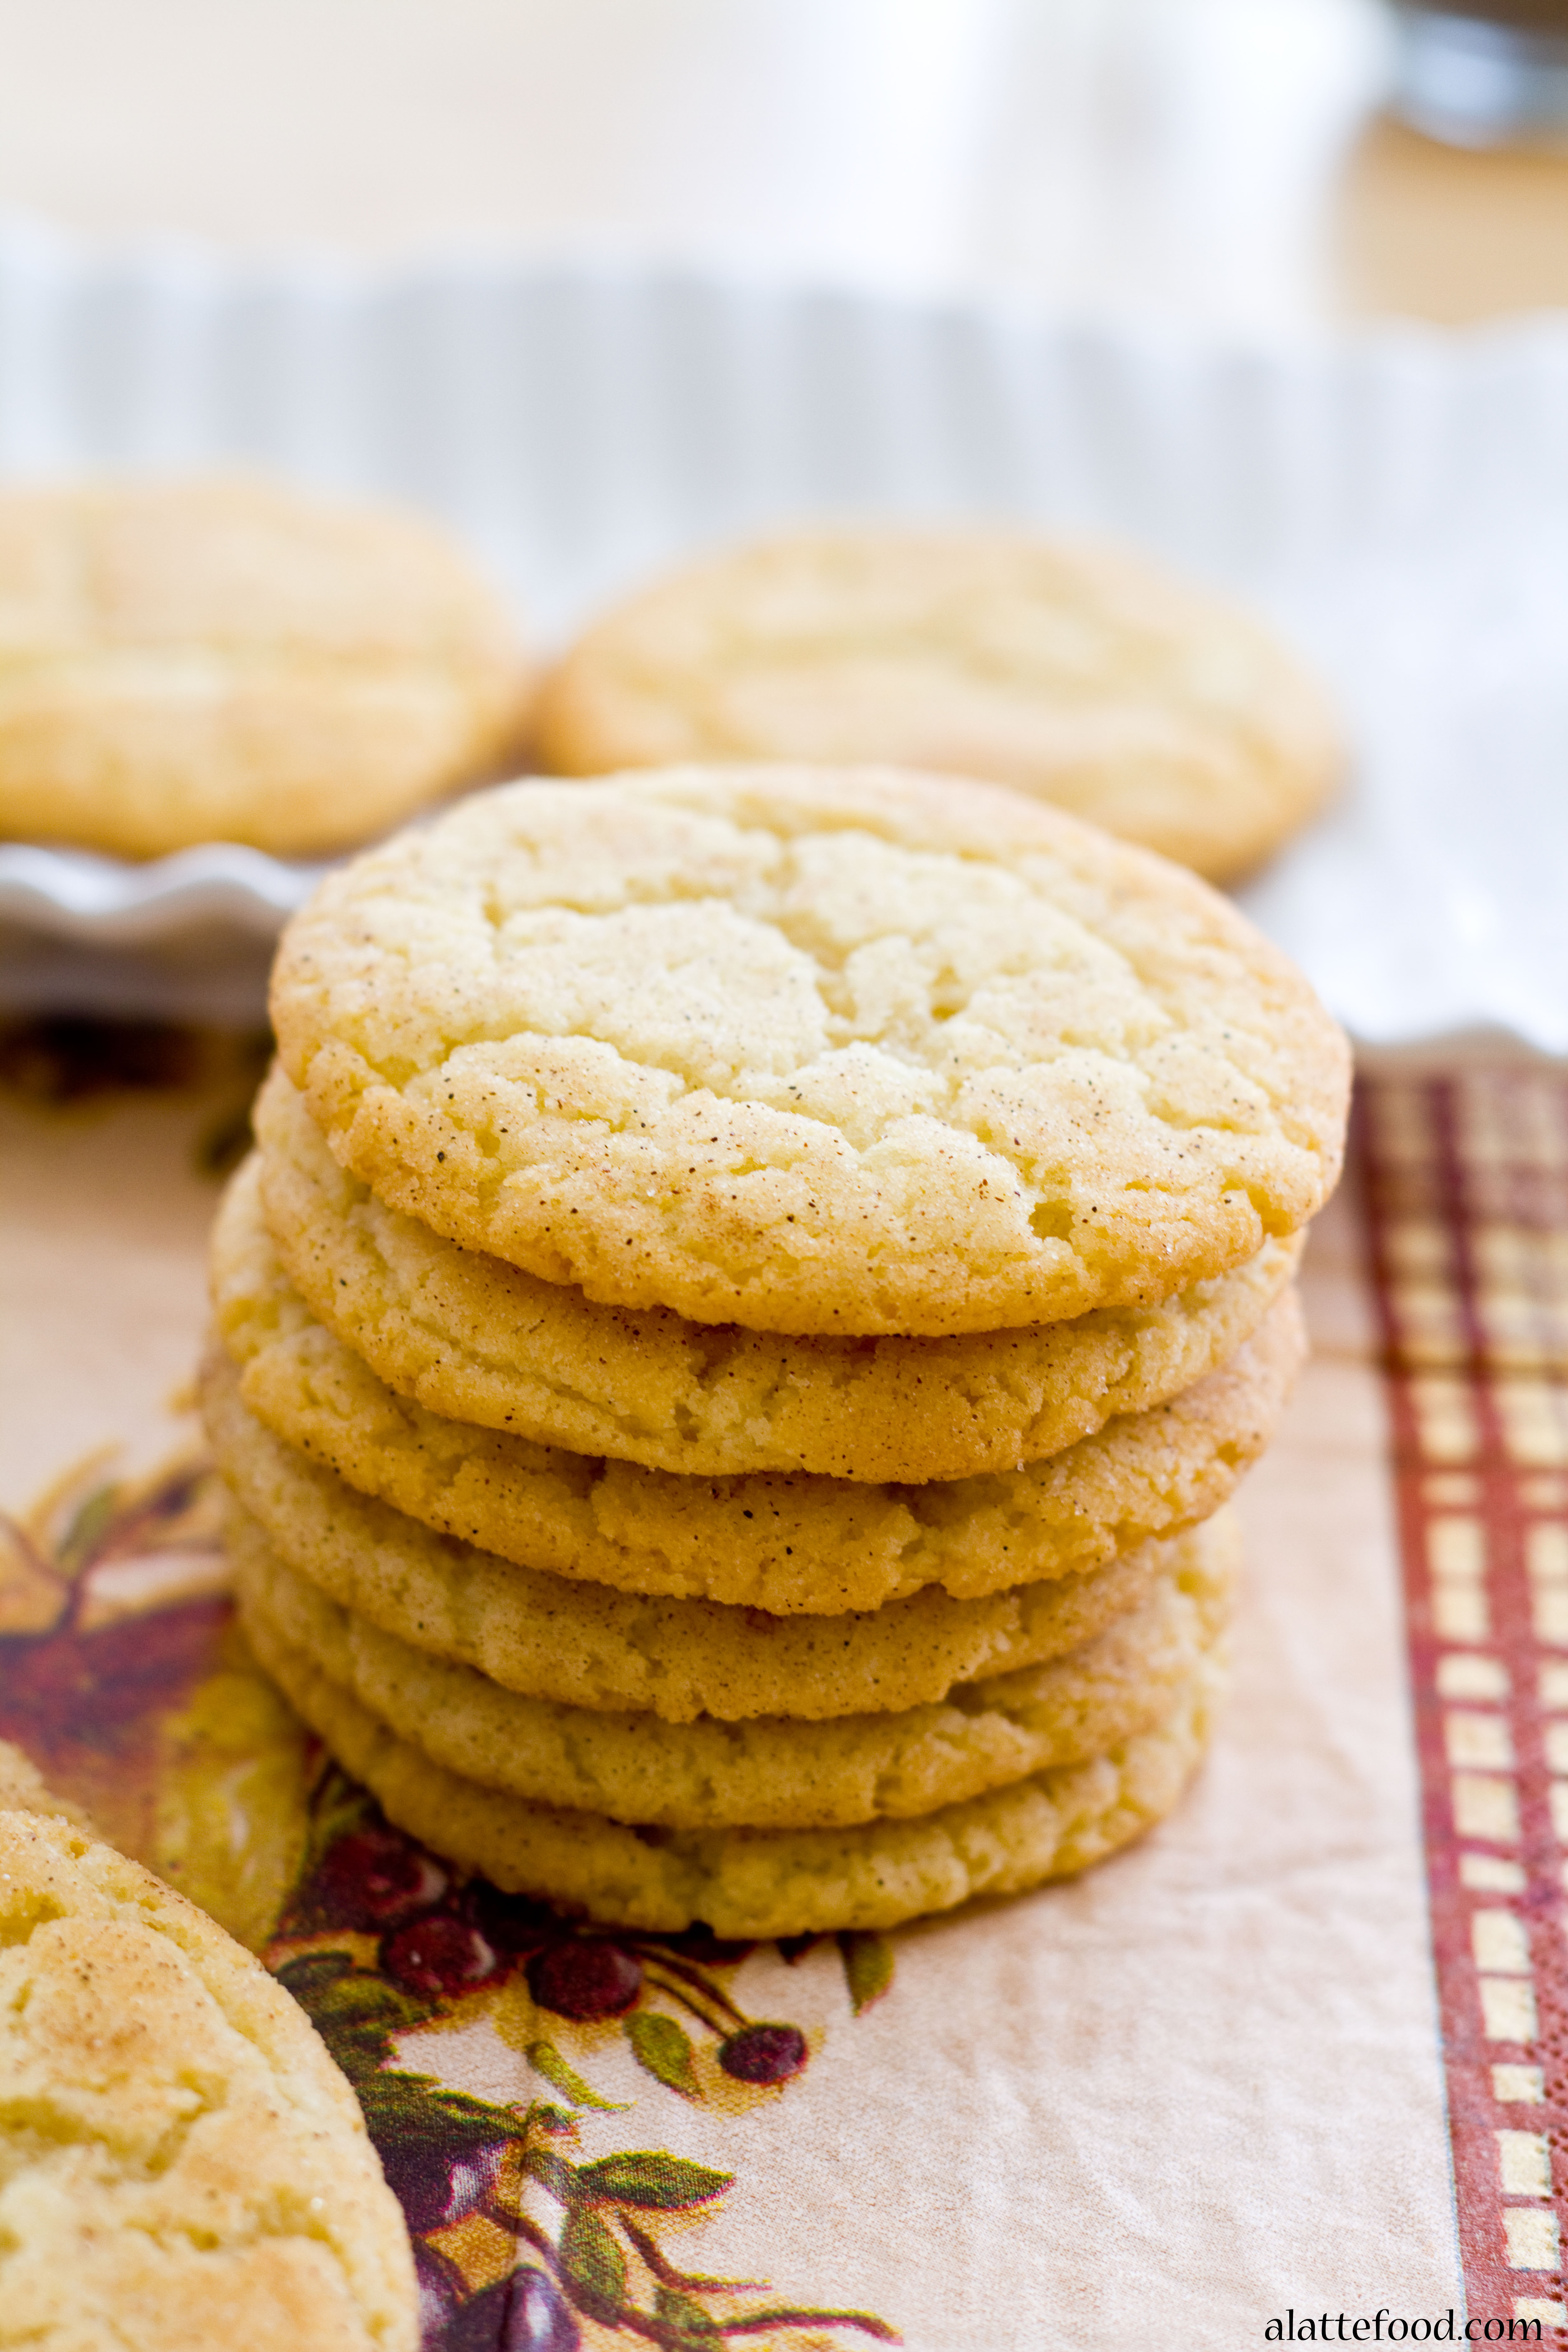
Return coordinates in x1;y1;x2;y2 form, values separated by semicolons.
536;528;1342;882
269;765;1350;1336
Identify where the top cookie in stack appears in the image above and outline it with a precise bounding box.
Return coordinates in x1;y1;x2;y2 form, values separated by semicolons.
268;764;1345;1334
208;763;1350;1940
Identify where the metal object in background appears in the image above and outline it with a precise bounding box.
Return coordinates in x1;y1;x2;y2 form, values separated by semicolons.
1394;4;1568;144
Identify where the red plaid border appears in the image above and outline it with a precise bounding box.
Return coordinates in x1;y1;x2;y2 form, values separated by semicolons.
1361;1067;1568;2340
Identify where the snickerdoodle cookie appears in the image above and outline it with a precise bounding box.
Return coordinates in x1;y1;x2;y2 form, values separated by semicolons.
211;1419;1219;1722
534;530;1341;881
203;1266;1301;1614
242;1079;1301;1481
235;1517;1233;1831
242;1612;1225;1937
0;1798;416;2351
269;766;1351;1335
0;475;529;858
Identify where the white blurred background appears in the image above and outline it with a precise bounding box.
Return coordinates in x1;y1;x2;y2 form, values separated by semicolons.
2;0;1567;1044
0;0;1561;329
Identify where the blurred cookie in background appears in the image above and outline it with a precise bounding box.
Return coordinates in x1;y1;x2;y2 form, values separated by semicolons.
536;528;1342;883
0;476;532;860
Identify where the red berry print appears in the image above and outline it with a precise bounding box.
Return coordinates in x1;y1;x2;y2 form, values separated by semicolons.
525;1940;642;2020
381;1910;503;1997
716;2022;808;2084
315;1825;447;1929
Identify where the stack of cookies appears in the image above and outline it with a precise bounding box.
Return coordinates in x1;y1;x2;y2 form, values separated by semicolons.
202;765;1350;1940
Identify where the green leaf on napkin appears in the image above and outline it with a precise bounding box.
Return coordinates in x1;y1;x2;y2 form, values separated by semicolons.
576;2150;733;2210
625;2009;702;2099
525;2036;628;2110
655;2284;723;2342
838;1929;895;2015
521;2142;581;2204
560;2205;628;2323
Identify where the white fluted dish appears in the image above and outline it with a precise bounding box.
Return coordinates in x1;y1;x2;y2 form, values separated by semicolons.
0;220;1564;1042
